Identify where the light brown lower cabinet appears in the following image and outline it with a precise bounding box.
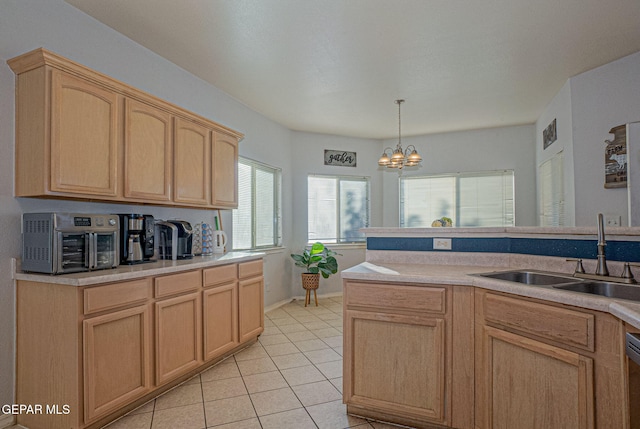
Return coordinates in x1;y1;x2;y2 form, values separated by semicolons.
343;280;475;429
15;259;263;429
476;290;627;429
238;260;265;342
155;292;202;385
83;304;152;422
344;281;630;429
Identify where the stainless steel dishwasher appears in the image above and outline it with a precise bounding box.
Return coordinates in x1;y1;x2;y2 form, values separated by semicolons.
626;333;640;428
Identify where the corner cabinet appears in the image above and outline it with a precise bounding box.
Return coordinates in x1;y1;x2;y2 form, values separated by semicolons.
8;47;242;209
15;258;263;429
475;290;626;429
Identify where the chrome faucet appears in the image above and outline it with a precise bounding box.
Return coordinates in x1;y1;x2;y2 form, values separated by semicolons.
595;213;609;276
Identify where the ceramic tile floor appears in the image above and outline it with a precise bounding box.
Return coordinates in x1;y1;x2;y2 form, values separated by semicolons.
95;295;408;429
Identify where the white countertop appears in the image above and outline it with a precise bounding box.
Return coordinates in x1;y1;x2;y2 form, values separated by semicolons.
13;252;263;286
342;261;640;330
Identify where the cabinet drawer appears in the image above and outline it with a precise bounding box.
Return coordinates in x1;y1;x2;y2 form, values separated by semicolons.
346;281;446;314
238;259;263;279
84;278;151;315
483;293;595;351
155;270;202;298
203;264;237;287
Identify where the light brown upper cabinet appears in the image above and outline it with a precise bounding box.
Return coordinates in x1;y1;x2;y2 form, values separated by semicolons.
174;118;211;206
8;48;243;209
212;132;239;208
124;99;172;202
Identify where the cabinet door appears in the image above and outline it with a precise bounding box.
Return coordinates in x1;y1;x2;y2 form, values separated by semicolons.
155;292;202;385
124;99;172;201
238;276;264;343
344;309;446;423
212;132;238;208
174;117;210;205
203;282;239;360
83;304;151;423
477;325;594;429
51;70;119;196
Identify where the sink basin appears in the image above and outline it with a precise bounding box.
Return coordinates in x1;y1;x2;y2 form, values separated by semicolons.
553;281;640;302
477;270;579;286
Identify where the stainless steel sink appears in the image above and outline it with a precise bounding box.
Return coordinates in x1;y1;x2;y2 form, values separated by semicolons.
477;270;579;286
553;281;640;302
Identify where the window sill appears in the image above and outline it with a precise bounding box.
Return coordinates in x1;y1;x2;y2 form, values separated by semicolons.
234;246;286;255
309;243;366;250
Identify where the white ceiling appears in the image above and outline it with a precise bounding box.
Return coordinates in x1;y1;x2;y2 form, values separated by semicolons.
66;0;640;139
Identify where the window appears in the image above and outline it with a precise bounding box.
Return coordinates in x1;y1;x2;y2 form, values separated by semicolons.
539;151;565;226
308;175;370;243
400;170;515;227
232;158;281;250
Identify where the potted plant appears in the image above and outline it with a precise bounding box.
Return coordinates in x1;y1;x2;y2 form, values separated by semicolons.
291;242;340;306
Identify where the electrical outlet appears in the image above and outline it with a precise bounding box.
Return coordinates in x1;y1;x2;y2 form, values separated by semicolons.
606;215;621;227
434;238;452;250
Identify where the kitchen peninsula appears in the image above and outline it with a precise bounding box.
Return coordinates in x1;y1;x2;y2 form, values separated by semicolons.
342;227;640;429
13;253;264;429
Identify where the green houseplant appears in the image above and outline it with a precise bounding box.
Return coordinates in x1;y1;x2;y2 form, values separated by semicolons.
291;242;340;306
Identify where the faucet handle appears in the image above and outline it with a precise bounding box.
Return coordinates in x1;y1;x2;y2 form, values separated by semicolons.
566;258;585;274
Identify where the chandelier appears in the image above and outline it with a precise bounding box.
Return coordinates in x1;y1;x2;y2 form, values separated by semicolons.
378;99;422;169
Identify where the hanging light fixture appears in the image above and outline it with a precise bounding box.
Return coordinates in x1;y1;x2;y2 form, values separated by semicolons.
378;99;422;170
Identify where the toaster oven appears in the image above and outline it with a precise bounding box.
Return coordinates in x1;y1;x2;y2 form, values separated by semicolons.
22;213;120;274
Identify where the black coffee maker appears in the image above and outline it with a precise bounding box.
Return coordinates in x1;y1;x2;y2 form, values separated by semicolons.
117;214;155;264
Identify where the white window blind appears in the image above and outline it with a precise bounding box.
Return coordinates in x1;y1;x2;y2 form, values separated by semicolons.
539;151;565;226
232;158;281;250
308;175;369;243
400;170;515;227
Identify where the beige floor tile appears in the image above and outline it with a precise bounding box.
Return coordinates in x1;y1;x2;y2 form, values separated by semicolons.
265;308;289;319
277;323;308;333
242;371;288;393
151;403;206;429
258;408;318;429
263;318;275;327
263;342;300;357
327;319;343;328
258;333;291;346
236;357;278;376
280;364;326;386
292;380;342;406
322;335;343;348
204;395;256;427
104;411;153;429
370;422;415;428
283;330;318;342
329;377;343;394
208;417;261;428
202;377;247;402
249;387;302;416
303;321;332;330
316;360;343;379
271;352;313;370
129;399;155;415
260;326;283;337
234;344;270;362
307;400;369;429
184;374;202;385
306;306;333;314
313;327;343;338
294;338;330;352
315;312;342;321
291;314;322;323
333;346;344;356
271;317;299;326
304;348;342;364
154;383;203;411
201;361;241;382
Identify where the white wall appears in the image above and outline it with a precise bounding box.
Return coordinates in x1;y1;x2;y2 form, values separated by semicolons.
535;81;576;225
535;50;640;226
571;51;640;226
381;125;537;226
289;132;381;296
0;0;295;409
